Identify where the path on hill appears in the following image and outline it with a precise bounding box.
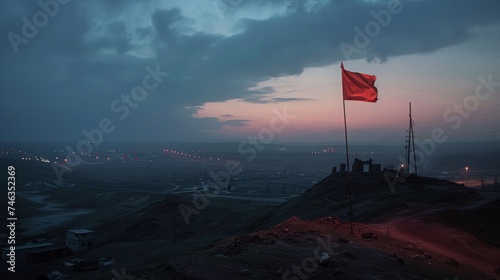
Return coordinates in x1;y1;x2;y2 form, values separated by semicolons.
369;215;500;277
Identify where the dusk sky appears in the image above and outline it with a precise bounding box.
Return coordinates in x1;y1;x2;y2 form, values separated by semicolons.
1;0;499;144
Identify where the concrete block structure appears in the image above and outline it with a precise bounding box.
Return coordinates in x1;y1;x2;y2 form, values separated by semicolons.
66;229;95;254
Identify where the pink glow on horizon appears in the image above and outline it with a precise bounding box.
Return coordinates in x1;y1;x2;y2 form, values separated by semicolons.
193;54;500;142
194;96;412;141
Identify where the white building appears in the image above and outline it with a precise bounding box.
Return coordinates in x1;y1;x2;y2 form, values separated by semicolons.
66;229;95;253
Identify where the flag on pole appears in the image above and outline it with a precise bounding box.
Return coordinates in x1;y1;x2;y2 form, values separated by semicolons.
340;62;379;235
341;63;378;102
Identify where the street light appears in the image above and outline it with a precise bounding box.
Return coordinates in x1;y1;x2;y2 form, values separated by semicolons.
465;166;469;186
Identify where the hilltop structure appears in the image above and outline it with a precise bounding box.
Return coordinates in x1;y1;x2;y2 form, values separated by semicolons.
332;158;381;176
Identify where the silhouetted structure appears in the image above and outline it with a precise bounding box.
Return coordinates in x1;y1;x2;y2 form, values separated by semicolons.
332;158;381;176
352;158;372;173
406;102;418;175
339;164;346;176
352;158;381;173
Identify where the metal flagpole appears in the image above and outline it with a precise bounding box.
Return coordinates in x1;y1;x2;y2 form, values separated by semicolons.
342;98;354;236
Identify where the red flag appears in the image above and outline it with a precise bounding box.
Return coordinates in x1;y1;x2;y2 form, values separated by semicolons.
341;63;378;102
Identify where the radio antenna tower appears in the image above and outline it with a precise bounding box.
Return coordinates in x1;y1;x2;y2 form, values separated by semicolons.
406;102;418;175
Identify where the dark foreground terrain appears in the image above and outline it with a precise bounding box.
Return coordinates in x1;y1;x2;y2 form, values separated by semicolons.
1;154;499;280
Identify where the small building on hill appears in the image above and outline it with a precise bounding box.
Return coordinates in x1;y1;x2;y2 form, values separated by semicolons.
66;229;95;254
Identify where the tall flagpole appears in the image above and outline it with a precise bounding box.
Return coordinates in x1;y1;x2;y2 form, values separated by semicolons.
342;84;354;236
341;63;378;236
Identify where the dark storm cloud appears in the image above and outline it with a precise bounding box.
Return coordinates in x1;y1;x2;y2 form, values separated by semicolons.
86;21;133;54
152;8;184;43
152;0;500;110
1;0;499;141
203;0;500;74
0;3;153;141
159;0;500;108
